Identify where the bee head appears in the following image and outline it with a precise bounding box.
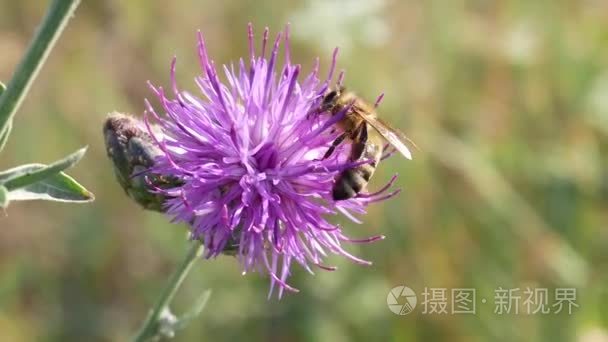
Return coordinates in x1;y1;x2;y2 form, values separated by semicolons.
320;86;347;114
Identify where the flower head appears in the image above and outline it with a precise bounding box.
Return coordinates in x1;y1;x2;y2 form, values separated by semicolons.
144;24;400;297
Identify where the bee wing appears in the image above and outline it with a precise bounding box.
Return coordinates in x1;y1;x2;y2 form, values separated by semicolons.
358;112;414;160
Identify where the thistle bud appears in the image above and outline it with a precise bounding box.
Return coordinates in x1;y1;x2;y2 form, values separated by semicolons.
103;112;181;212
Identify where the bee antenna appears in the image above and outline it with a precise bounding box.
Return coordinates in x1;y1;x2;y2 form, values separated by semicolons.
373;93;385;108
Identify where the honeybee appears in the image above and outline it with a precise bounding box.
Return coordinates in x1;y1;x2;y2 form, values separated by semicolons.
319;87;414;200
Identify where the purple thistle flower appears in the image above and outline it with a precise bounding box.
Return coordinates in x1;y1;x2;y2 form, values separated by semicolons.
144;24;400;298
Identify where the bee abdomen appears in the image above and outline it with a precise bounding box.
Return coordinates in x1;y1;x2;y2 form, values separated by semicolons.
332;164;376;200
331;133;383;200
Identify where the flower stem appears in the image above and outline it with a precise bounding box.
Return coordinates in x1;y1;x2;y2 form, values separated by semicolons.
0;0;81;138
133;242;202;342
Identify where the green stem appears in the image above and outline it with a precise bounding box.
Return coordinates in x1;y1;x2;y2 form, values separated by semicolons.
133;242;202;342
0;0;81;137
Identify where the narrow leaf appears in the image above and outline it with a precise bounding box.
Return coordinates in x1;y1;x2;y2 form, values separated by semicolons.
0;81;5;96
7;166;93;203
2;147;87;191
0;185;8;208
0;163;46;183
174;289;212;331
0;163;93;203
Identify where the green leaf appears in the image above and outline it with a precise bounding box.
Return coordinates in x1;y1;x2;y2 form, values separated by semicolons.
0;185;8;208
174;289;212;331
0;163;44;183
0;81;5;96
5;165;93;203
0;163;93;203
1;147;87;190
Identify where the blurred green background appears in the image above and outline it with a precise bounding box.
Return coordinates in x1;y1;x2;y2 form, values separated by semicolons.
2;0;608;341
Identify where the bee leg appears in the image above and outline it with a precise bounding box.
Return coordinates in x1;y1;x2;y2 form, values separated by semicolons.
322;132;348;160
350;123;368;161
